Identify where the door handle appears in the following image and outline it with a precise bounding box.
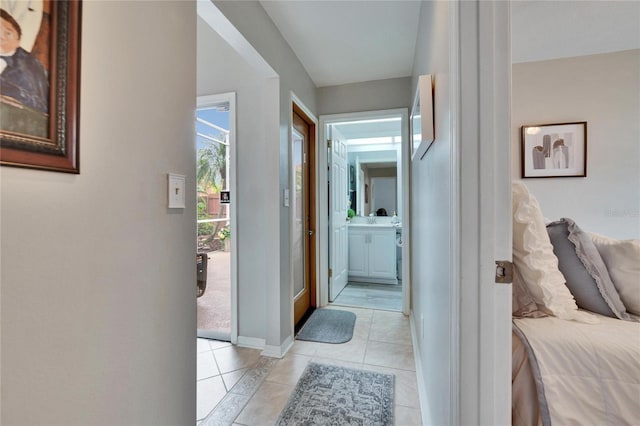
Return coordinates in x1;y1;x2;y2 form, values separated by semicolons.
308;230;314;236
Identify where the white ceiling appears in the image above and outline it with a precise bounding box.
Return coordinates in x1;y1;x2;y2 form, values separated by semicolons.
259;1;639;88
511;1;640;63
334;118;401;140
260;0;421;87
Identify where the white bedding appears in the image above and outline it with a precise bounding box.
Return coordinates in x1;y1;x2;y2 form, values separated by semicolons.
513;314;640;425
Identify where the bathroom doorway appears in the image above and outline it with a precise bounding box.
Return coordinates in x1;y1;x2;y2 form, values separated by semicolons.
320;109;410;313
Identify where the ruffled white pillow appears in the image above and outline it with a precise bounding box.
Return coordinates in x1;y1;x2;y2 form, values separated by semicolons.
512;182;596;323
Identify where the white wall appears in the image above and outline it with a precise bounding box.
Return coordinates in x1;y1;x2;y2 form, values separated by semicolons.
512;49;640;239
317;77;411;115
0;2;196;424
410;1;453;424
210;0;317;348
197;17;274;341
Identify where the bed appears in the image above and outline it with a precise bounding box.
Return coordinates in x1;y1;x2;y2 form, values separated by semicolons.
510;183;640;425
512;314;640;426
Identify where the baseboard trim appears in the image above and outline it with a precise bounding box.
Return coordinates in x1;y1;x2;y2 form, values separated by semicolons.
237;335;294;359
236;336;265;350
261;335;293;358
410;310;431;425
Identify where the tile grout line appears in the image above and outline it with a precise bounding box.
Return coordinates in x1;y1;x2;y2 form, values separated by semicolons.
198;345;250;423
210;347;226;390
197;350;222;383
200;357;277;426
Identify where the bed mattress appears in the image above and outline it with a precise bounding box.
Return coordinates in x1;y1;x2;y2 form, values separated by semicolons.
512;314;640;426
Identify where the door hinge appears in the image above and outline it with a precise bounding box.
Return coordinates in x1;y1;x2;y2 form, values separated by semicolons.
327;139;332;149
328;268;333;278
495;260;513;284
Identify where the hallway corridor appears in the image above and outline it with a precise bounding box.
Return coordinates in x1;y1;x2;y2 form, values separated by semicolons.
196;306;422;425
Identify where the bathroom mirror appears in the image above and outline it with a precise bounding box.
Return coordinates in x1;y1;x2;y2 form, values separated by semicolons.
411;74;434;161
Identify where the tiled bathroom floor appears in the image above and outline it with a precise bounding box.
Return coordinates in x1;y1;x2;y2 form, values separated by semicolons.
196;306;422;425
332;282;403;311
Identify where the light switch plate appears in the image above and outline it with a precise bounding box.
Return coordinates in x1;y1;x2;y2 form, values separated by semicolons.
168;173;186;209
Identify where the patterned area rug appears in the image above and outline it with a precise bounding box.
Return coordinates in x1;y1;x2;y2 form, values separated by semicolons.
276;362;394;425
296;309;356;344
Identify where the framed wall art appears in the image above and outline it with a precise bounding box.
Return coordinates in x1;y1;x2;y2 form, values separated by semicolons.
521;121;587;178
0;1;82;173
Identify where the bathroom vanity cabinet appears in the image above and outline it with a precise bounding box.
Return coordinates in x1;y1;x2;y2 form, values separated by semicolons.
348;225;397;284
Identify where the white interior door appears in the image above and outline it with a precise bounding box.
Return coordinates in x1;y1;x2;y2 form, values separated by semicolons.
329;126;349;301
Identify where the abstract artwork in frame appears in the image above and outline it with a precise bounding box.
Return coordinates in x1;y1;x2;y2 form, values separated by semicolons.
0;1;82;173
521;122;587;178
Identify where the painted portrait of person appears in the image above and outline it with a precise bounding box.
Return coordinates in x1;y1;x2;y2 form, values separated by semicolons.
0;0;51;139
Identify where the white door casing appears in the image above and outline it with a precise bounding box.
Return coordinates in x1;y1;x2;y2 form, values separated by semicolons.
318;109;409;312
329;126;349;301
196;92;238;345
456;1;511;424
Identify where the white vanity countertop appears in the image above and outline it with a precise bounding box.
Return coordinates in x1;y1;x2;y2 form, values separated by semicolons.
348;223;402;229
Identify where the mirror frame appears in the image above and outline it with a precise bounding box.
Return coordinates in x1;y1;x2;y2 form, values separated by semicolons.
410;74;434;161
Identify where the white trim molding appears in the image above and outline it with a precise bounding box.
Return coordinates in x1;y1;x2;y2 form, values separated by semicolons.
262;335;294;359
457;1;511;424
196;92;239;345
237;336;265;350
410;310;429;425
318;108;410;315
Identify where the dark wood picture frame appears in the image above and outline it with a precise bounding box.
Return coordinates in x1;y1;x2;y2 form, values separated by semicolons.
0;1;82;173
521;121;587;178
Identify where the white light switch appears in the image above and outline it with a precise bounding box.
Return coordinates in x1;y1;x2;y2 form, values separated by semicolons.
168;173;186;209
283;188;290;207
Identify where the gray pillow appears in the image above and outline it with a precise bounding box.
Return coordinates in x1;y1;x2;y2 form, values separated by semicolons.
546;219;630;320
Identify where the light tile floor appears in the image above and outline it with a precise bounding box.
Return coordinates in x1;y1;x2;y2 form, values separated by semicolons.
197;306;422;425
332;282;403;311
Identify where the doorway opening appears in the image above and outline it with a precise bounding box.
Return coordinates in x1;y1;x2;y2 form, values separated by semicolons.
196;93;237;343
321;109;410;313
291;97;318;331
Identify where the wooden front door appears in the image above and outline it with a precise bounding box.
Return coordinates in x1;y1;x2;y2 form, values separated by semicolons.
292;104;316;327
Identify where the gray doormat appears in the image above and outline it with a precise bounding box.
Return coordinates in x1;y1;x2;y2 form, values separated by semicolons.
276;362;394;425
296;309;356;344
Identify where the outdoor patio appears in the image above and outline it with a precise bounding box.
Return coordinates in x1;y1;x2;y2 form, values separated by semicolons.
197;250;231;334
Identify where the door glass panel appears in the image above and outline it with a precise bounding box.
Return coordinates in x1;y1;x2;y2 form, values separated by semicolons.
292;128;306;298
196;103;231;339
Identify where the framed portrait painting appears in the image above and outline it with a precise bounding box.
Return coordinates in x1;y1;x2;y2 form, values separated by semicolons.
0;0;81;173
521;122;587;178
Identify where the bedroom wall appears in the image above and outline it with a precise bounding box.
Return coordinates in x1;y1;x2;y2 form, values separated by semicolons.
512;49;640;239
210;0;317;349
316;77;411;115
1;2;196;424
410;1;453;424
